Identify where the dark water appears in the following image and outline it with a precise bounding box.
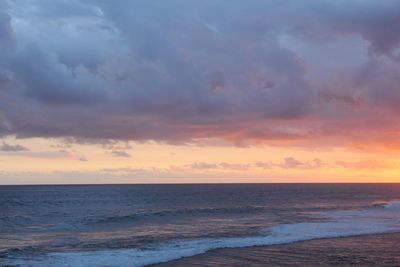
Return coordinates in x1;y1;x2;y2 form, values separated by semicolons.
1;184;400;266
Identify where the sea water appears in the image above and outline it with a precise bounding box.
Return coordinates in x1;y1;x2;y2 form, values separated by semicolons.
1;184;400;266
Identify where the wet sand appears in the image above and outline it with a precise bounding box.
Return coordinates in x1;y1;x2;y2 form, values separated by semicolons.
152;233;400;266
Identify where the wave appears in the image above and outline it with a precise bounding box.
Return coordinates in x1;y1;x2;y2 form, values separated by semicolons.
3;200;400;267
383;200;400;209
85;204;359;226
85;206;266;225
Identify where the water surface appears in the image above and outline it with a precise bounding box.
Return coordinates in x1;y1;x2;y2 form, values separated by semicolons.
1;184;400;266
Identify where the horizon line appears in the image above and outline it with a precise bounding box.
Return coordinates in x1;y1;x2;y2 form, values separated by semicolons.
1;182;400;186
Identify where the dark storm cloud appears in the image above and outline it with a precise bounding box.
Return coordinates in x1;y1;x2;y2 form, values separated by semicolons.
1;0;400;146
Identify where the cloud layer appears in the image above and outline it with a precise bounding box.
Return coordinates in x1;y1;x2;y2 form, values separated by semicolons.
0;141;28;152
1;0;400;148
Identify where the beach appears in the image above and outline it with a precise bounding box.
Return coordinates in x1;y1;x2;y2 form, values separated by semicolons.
153;233;400;267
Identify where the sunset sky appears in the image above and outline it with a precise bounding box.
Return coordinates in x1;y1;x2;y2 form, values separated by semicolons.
1;0;400;184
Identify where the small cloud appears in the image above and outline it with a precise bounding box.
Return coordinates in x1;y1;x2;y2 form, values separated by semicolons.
100;167;135;173
110;150;131;158
281;157;304;169
255;161;273;169
188;162;251;170
335;160;391;170
0;142;29;152
319;91;361;106
190;162;219;170
311;158;323;168
219;162;251;170
79;156;88;162
258;79;274;90
257;158;324;170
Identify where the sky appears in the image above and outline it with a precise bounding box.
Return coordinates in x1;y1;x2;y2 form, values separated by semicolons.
1;0;400;184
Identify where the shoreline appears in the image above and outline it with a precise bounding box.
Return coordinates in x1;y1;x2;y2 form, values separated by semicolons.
151;232;400;266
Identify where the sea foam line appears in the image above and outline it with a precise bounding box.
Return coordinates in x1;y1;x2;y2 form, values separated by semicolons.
4;200;400;267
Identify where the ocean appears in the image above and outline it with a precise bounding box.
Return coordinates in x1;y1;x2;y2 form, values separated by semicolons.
1;184;400;266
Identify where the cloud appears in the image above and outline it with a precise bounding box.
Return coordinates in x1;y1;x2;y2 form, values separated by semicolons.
281;157;304;169
78;156;88;162
0;142;29;152
219;162;251;171
188;158;325;171
100;167;139;173
189;162;219;170
335;160;393;170
0;1;400;149
257;157;324;169
319;91;362;107
255;161;274;169
110;150;131;158
187;162;250;171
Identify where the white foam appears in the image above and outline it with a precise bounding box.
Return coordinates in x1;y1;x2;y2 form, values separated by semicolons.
383;200;400;210
4;200;400;267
